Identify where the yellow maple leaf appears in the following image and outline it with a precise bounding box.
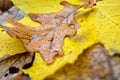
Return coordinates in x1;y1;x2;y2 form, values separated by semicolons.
0;0;120;80
76;0;120;55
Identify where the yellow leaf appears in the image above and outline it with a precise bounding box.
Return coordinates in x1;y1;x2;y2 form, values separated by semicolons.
0;0;120;80
11;0;62;13
11;0;82;13
76;0;120;55
95;0;120;55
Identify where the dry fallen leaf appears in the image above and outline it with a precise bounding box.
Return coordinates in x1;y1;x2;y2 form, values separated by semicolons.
28;1;81;63
0;52;34;80
1;67;31;80
0;1;81;64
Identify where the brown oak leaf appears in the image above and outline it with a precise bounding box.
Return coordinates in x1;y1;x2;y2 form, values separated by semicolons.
0;1;81;64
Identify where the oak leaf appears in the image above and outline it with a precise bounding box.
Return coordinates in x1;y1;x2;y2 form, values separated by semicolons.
0;1;80;64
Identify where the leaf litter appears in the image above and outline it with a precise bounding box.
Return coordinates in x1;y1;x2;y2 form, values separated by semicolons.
1;0;119;80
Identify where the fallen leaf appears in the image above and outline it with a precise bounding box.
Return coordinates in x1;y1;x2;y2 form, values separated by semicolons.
27;1;81;63
76;0;120;55
0;52;34;80
1;67;31;80
0;1;81;64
